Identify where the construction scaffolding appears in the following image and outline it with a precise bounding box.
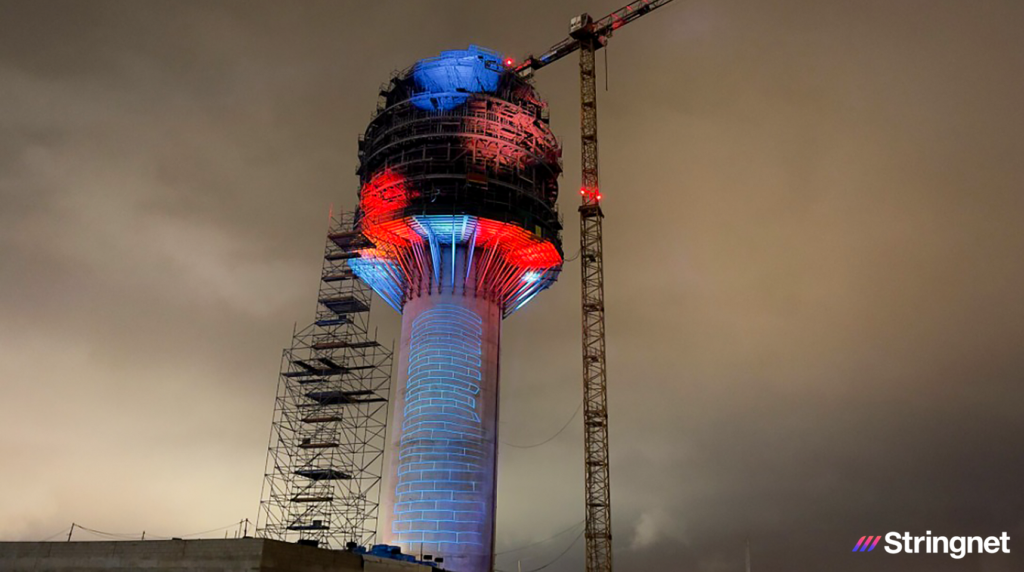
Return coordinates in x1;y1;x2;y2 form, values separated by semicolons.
257;211;393;549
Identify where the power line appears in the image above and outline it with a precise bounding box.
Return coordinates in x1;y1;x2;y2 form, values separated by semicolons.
527;529;586;572
497;528;586;572
495;520;585;556
74;525;141;540
501;401;583;449
146;520;247;540
37;527;71;542
67;520;246;541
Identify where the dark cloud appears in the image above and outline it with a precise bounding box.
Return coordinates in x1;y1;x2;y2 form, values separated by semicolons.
1;1;1022;570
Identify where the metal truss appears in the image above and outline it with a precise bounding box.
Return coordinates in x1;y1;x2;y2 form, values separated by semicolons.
578;37;614;572
257;211;393;549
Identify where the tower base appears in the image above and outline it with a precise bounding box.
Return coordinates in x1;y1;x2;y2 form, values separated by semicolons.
379;292;501;572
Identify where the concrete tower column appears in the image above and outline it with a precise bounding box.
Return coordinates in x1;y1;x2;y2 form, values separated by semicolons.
379;287;501;572
354;45;564;572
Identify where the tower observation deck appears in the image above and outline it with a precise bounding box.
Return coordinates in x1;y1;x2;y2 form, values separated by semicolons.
351;46;564;572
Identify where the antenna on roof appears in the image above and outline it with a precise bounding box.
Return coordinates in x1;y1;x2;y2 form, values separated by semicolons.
746;538;751;572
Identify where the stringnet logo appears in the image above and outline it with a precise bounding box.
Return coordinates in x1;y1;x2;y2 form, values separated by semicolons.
852;536;882;552
853;532;1011;559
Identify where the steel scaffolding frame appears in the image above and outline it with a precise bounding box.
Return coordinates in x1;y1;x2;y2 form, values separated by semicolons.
257;211;393;549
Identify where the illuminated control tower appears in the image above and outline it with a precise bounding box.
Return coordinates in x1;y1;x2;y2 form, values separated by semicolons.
350;46;563;572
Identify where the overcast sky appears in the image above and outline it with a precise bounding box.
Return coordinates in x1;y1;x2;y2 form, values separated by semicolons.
1;1;1023;571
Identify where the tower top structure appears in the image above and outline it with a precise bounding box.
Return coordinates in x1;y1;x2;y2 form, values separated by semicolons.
350;46;564;317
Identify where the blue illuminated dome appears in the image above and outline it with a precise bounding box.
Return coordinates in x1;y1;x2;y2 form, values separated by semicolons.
409;45;504;111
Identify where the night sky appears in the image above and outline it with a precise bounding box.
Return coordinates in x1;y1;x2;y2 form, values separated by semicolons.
2;1;1023;571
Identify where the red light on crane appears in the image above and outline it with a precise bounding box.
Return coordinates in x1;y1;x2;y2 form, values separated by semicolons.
504;58;514;67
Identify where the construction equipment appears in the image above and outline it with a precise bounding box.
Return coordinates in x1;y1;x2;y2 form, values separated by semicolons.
257;212;394;549
514;2;676;572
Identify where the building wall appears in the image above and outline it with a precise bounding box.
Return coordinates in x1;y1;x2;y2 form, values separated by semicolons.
379;290;502;572
0;539;262;572
0;539;432;572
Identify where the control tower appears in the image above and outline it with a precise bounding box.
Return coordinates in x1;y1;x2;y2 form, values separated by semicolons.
351;46;564;572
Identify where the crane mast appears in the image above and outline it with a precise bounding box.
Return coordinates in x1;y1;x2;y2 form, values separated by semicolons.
515;3;676;572
577;31;612;572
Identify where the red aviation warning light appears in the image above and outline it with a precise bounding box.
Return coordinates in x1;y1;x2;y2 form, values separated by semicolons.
504;57;515;67
503;3;679;572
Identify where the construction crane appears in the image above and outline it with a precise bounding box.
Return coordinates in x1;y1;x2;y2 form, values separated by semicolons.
514;2;676;572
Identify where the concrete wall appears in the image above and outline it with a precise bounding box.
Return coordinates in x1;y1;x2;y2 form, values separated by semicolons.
0;539;433;572
259;539;362;571
0;539;263;572
379;284;503;572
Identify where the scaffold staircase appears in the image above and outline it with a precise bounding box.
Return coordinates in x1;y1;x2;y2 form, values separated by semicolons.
257;211;393;549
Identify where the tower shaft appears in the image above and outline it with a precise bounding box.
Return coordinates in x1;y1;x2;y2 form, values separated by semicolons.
352;46;565;572
379;283;502;572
